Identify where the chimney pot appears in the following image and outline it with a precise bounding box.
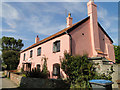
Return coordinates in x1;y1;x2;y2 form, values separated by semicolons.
68;12;71;17
66;12;73;27
35;35;39;43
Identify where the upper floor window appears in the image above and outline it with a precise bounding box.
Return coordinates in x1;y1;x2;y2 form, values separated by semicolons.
30;50;33;58
53;40;60;53
23;53;26;60
37;47;41;56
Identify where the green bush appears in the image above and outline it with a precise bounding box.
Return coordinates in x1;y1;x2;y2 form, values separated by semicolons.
23;56;50;79
24;68;42;78
23;67;49;79
114;45;120;63
60;51;113;88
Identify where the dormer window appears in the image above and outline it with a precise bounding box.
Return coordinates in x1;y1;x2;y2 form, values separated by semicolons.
30;50;33;58
53;40;60;53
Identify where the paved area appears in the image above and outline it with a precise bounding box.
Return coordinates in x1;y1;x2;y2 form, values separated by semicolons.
0;71;18;89
0;71;2;89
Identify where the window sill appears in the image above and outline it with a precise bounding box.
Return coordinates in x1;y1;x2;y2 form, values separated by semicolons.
37;54;41;56
52;73;60;76
53;51;60;53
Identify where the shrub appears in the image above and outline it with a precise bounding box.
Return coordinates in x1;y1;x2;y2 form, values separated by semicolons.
24;68;42;78
60;51;113;88
21;67;24;72
23;56;50;79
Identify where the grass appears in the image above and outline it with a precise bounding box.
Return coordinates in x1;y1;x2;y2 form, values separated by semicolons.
7;77;10;79
2;72;5;76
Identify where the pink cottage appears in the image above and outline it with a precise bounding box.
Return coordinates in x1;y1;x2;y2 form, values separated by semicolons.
18;0;115;78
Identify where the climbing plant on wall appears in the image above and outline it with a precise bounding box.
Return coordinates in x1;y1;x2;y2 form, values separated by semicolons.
41;56;49;78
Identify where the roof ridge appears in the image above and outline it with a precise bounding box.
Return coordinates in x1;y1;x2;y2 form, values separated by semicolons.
21;16;90;53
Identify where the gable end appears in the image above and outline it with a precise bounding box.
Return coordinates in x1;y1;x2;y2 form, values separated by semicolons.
98;22;113;43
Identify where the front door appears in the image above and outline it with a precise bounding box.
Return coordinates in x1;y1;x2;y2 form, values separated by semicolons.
27;63;31;72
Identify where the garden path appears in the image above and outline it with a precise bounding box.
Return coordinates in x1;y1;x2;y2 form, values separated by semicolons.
0;71;18;89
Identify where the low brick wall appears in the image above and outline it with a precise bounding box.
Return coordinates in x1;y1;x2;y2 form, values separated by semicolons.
10;73;22;86
4;70;69;88
4;70;22;86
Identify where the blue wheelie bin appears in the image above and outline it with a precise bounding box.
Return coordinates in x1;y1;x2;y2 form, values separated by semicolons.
89;79;114;90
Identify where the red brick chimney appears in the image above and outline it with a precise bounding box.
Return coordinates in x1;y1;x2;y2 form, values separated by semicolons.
35;35;39;43
66;12;73;27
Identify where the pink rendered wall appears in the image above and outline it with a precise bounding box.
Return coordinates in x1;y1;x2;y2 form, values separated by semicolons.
87;1;100;57
98;27;110;53
18;34;70;78
98;27;115;62
70;19;93;57
107;44;115;63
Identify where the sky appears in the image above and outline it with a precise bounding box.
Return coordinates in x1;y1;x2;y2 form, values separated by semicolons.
1;1;118;50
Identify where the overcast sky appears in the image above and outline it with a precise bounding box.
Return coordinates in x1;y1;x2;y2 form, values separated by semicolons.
1;2;118;50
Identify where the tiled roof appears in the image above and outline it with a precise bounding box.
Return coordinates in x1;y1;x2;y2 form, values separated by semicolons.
96;50;104;54
21;17;90;53
105;57;113;62
21;16;113;53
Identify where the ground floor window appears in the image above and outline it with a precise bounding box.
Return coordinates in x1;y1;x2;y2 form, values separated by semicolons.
53;63;60;76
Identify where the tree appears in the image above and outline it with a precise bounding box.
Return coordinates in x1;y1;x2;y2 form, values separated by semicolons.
2;50;20;70
114;45;120;63
1;36;24;70
2;36;24;51
60;51;112;88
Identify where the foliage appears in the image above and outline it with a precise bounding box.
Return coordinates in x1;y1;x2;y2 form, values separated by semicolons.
114;45;120;63
1;36;24;51
25;68;42;78
41;56;49;76
23;56;49;79
2;50;20;70
60;51;113;88
1;36;24;70
21;67;24;72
